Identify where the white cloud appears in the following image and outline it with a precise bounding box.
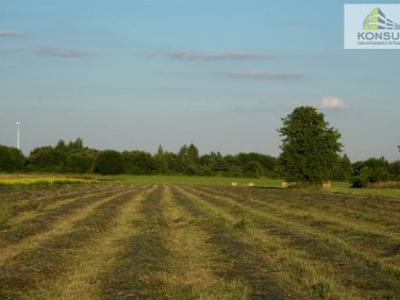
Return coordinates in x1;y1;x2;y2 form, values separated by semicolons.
35;47;89;58
319;97;348;109
0;30;23;37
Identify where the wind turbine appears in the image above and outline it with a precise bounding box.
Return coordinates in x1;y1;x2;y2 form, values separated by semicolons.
16;121;21;150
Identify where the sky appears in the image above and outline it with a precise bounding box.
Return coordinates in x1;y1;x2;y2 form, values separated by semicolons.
1;0;399;161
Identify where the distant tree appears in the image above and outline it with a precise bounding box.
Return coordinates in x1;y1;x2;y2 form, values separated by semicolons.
0;145;25;172
94;150;123;175
28;146;58;171
243;161;263;178
68;138;84;150
122;151;155;174
390;161;400;180
279;106;342;184
332;154;353;181
154;145;168;175
64;150;95;173
187;144;199;163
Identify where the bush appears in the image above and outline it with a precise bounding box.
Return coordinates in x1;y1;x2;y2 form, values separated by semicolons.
351;166;372;188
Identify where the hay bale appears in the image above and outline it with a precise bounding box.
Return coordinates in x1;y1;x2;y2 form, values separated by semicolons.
322;180;332;189
248;182;254;187
231;182;238;187
281;181;289;188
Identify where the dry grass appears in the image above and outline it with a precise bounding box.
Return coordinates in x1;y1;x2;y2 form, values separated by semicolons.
0;183;399;299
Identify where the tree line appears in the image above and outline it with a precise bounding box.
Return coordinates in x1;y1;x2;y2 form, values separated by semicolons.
0;138;278;178
0;106;399;186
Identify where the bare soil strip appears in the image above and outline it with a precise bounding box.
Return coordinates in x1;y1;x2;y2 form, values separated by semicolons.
184;186;400;299
173;186;296;300
0;186;145;299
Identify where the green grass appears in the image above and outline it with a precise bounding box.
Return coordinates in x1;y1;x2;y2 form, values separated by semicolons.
98;174;282;186
99;174;400;198
2;173;400;198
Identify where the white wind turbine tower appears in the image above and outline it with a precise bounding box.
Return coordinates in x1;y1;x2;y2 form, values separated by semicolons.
16;121;21;150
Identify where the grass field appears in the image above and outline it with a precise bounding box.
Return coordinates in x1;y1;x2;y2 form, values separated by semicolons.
0;182;399;299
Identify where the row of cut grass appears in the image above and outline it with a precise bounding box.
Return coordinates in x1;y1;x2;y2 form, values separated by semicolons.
171;186;302;299
26;186;153;299
0;185;127;249
99;186;172;299
7;184;122;225
161;186;253;299
198;186;400;266
0;185;146;299
185;186;400;298
178;186;359;299
0;186;134;266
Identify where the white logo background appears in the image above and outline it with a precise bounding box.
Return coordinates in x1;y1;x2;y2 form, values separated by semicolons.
344;4;400;49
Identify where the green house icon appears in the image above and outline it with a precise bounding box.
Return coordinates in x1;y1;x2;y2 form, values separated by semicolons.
363;7;400;30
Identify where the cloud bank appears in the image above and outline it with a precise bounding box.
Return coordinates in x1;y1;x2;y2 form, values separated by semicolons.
226;71;305;81
168;50;275;61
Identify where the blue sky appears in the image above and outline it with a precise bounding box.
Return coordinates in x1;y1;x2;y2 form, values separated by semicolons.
1;0;399;161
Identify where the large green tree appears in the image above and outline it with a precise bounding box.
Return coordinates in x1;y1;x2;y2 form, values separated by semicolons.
279;106;342;184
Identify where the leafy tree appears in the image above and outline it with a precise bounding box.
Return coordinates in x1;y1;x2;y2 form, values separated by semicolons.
187;144;199;163
94;150;123;175
352;157;390;184
122;151;155;174
64;150;96;173
279;106;342;184
351;166;372;188
154;145;168;174
332;154;352;181
28;146;58;171
0;145;25;172
243;161;263;178
390;161;400;180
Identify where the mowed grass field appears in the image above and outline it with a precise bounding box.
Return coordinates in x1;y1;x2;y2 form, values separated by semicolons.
0;183;400;299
